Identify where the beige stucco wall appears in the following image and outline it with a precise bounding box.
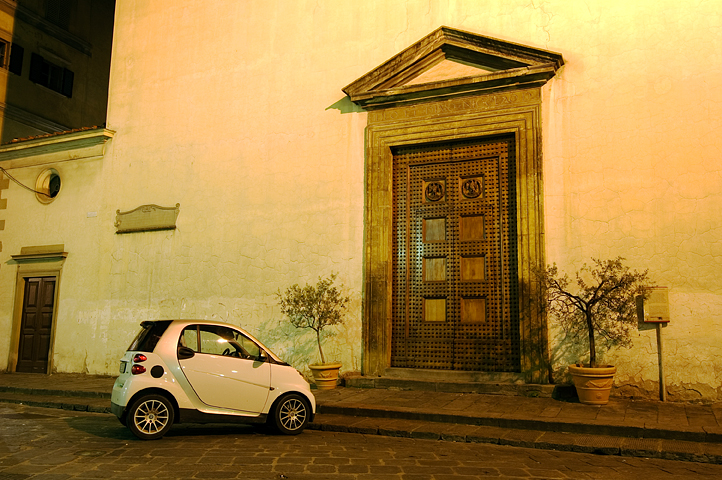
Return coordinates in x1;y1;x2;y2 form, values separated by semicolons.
539;1;722;401
1;0;721;400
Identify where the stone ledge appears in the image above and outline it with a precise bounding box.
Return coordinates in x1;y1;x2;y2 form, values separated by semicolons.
344;374;556;397
308;415;722;465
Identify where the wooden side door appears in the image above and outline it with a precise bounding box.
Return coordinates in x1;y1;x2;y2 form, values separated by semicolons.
16;277;56;373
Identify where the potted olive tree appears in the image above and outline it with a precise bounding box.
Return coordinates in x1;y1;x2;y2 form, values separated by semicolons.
278;273;350;390
537;257;652;404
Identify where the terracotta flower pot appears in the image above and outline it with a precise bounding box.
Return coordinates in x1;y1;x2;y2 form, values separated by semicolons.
568;364;617;405
309;362;342;390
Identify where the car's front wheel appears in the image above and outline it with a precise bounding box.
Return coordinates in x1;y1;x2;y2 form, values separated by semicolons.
127;394;174;440
272;394;310;435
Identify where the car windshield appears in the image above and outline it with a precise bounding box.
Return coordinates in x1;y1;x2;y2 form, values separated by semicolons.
128;321;172;352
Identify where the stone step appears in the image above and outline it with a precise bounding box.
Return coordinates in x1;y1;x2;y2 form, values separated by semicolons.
0;384;112;399
0;390;111;413
2;388;722;464
309;413;722;465
344;374;560;398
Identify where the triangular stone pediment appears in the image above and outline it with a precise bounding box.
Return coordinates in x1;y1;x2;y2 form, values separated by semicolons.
343;26;564;109
405;59;497;86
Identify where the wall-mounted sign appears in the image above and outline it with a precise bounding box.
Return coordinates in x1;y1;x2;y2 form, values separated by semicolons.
636;286;670;323
115;204;180;234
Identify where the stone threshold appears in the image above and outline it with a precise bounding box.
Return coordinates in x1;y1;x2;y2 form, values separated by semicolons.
344;372;559;398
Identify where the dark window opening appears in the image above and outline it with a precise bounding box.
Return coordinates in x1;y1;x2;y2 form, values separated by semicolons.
0;41;7;68
48;173;61;198
45;0;72;30
8;43;23;75
0;41;23;75
29;52;73;97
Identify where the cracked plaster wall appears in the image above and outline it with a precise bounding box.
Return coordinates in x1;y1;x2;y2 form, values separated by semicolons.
1;1;721;400
540;0;722;400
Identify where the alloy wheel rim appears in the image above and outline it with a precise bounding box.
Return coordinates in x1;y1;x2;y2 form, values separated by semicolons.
280;398;306;431
134;399;169;434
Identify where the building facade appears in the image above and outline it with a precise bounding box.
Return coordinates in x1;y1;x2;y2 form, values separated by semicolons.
1;0;721;402
0;0;115;142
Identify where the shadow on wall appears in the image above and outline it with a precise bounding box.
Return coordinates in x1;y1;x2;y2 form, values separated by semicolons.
549;332;588;383
208;304;320;373
256;316;323;376
326;96;366;114
207;299;359;379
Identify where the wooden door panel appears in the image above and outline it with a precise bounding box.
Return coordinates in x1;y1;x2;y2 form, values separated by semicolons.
392;138;519;372
25;282;39;309
16;277;55;373
19;333;35;360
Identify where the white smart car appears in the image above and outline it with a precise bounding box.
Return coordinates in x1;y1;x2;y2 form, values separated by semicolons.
111;320;316;440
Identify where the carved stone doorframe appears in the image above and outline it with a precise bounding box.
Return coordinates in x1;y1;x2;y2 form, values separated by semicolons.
361;88;549;382
343;27;564;383
8;245;66;374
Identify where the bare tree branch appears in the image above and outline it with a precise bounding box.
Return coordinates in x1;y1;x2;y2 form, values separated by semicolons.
535;257;652;367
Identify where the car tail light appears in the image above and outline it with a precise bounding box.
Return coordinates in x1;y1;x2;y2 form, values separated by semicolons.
131;364;146;375
133;354;147;363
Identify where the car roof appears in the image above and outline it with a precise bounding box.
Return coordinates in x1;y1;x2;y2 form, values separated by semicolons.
145;319;284;363
143;319;253;330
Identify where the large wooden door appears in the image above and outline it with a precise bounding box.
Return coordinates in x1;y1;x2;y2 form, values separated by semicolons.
16;277;56;373
391;137;520;371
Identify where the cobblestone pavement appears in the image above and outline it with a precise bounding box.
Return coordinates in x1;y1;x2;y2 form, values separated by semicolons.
2;404;722;479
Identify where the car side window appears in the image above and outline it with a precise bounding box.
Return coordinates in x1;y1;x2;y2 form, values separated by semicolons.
199;326;230;355
187;325;262;360
238;334;261;358
179;327;199;351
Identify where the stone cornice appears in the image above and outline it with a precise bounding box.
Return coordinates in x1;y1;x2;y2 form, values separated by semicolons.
343;26;564;110
10;244;67;264
0;102;69;133
0;127;114;167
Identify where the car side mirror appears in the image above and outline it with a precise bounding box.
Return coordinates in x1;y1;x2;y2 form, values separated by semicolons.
178;346;195;360
256;349;268;363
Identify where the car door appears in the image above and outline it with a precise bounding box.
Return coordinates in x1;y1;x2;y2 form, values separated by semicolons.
178;324;271;414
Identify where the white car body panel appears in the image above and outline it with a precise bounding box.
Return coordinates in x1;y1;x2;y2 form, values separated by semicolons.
111;319;316;426
179;353;271;413
112;351;197;411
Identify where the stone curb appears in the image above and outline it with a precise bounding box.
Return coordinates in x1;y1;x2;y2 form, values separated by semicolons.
0;394;112;413
308;414;722;465
317;403;720;444
3;387;719;444
0;385;112;399
2;390;722;464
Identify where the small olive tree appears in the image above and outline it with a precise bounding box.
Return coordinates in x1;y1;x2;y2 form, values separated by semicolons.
537;257;652;368
277;273;350;365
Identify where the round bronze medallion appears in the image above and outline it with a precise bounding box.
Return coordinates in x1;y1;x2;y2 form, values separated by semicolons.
425;182;444;202
462;178;482;199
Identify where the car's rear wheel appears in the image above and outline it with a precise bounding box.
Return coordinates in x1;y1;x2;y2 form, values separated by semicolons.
127;394;174;440
272;394;310;435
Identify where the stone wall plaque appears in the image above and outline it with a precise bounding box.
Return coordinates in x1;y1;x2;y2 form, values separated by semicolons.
115;204;180;234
